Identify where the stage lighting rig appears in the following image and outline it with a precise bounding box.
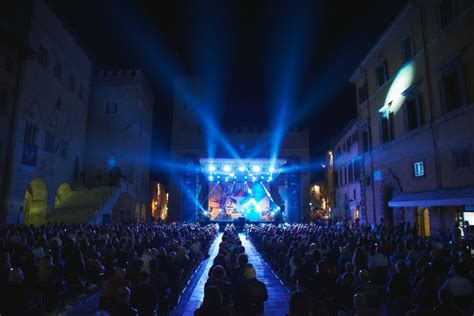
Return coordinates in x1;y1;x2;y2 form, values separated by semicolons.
199;158;286;181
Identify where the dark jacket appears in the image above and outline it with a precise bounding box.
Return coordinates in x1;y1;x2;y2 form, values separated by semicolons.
194;304;226;316
2;281;32;316
205;278;233;307
131;283;158;316
110;302;139;316
235;278;268;316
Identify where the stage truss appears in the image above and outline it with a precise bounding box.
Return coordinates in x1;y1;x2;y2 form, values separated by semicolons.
199;158;286;182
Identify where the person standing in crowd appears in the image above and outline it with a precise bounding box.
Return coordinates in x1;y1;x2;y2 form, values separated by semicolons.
110;286;138;316
205;265;232;311
102;268;131;303
194;285;225;316
286;291;310;316
2;268;32;316
130;271;158;316
235;264;268;316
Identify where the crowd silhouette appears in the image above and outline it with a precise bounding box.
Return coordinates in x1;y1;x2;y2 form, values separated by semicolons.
247;219;473;315
195;224;268;316
0;222;217;315
1;219;472;315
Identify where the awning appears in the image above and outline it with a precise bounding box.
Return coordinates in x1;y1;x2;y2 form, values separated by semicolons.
388;187;474;207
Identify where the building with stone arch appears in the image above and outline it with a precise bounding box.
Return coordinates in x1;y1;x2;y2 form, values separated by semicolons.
1;0;92;224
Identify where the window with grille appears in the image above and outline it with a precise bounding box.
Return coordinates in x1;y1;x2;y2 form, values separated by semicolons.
358;81;368;105
413;161;425;177
380;112;394;144
354;160;361;180
376;61;388;88
402;36;413;63
106;101;118;114
405;96;422;131
441;72;461;112
362;129;370;152
24;121;38;146
44;131;56;153
348;163;354;182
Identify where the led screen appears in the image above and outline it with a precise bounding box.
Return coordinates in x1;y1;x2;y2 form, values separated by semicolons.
208;182;271;221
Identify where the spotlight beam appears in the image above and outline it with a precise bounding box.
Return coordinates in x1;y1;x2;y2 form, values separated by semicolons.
111;3;241;161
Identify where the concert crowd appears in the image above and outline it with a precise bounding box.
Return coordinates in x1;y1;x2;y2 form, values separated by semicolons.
194;224;268;316
246;220;474;315
0;222;217;316
1;218;472;316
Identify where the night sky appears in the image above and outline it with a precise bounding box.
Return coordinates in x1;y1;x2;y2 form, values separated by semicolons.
50;0;406;183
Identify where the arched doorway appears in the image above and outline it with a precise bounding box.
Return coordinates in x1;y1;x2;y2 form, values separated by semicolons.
111;193;133;223
54;183;72;208
353;207;359;221
23;179;48;225
415;207;430;237
382;186;394;225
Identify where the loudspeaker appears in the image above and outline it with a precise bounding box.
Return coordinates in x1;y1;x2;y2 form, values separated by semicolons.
181;158;198;222
286;157;301;222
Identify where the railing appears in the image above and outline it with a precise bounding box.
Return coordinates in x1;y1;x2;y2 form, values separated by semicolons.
89;180;132;225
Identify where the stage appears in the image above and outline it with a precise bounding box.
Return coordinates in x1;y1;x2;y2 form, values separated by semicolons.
176;157;304;223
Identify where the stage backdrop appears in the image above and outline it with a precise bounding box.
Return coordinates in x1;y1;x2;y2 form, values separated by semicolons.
208;182;271;221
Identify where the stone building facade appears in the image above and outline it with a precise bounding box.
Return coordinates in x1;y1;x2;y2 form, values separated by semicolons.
0;1;31;218
2;0;92;225
349;0;474;236
84;69;154;223
330;120;362;221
